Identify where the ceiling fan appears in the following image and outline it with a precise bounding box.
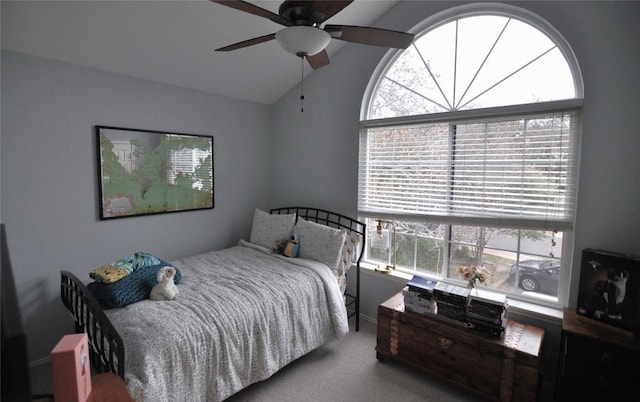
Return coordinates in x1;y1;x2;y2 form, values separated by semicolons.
212;0;415;69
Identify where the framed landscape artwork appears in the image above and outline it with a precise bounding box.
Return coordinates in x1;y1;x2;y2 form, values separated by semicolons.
96;126;214;220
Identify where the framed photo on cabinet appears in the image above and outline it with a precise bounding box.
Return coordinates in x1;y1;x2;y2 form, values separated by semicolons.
577;248;640;335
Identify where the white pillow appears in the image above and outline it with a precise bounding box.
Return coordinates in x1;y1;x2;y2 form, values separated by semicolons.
249;208;296;249
295;218;347;271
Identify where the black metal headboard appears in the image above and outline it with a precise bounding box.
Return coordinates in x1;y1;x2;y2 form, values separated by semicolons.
270;207;366;331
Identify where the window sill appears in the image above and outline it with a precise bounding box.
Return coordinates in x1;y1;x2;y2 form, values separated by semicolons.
507;298;563;325
361;261;413;283
359;262;563;325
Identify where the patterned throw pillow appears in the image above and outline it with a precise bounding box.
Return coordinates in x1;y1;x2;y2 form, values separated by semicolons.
89;265;128;284
249;208;296;249
340;231;362;268
335;231;363;294
89;251;172;283
110;251;166;274
294;218;347;272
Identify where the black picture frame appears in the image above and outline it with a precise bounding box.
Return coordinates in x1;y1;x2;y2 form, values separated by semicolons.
96;125;214;220
576;248;640;335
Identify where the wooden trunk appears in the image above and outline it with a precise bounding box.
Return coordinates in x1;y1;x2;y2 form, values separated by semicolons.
376;292;544;402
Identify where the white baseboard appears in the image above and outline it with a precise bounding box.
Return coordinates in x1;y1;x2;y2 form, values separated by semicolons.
360;313;377;325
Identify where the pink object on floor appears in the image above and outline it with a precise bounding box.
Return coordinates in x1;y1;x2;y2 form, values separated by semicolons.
51;333;92;402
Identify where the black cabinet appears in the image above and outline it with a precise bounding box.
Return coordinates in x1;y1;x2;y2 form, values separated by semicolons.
559;308;640;400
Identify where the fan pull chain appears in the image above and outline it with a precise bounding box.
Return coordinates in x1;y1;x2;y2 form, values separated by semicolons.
299;55;305;113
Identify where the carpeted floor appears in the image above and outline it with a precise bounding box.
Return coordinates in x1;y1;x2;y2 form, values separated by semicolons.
30;318;484;401
225;319;482;402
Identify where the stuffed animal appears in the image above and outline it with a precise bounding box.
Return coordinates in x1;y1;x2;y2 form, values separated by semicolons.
150;266;179;301
284;234;299;258
273;239;286;255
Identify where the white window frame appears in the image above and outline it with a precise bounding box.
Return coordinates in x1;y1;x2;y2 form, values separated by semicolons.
359;3;584;308
361;3;584;118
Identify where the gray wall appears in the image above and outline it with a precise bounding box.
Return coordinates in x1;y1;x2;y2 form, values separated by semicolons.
270;1;640;394
1;50;271;361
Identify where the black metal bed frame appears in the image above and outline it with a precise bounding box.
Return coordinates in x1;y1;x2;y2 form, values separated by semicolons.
60;207;365;380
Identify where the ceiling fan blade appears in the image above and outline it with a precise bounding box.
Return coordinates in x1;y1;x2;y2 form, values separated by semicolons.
306;50;330;69
215;33;277;52
211;0;290;26
325;25;415;49
308;1;353;24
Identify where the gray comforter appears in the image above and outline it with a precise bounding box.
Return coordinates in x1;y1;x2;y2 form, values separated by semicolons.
105;240;348;401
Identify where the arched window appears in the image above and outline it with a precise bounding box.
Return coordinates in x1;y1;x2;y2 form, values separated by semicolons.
358;4;582;306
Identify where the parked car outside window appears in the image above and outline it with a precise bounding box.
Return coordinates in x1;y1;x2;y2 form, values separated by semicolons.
509;260;560;295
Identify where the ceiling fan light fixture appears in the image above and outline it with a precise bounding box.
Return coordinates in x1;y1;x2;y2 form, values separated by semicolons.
276;26;331;56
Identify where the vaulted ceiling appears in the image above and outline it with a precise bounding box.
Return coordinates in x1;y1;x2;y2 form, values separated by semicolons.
2;0;399;104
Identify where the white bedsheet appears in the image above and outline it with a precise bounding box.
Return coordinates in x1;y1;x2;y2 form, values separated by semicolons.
105;241;348;402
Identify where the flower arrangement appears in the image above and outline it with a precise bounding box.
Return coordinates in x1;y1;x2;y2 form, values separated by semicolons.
456;264;488;289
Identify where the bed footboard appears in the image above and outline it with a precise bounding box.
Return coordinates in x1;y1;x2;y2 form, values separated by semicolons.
60;270;125;379
270;207;366;331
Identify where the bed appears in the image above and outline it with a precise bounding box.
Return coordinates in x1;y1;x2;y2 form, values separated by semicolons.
60;207;365;401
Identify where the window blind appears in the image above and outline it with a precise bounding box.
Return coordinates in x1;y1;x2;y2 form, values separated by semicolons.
358;110;579;231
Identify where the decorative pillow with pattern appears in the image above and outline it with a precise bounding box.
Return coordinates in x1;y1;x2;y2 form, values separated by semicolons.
335;231;363;294
111;251;167;273
249;208;296;249
89;265;129;284
90;251;174;283
339;231;362;271
294;218;347;272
